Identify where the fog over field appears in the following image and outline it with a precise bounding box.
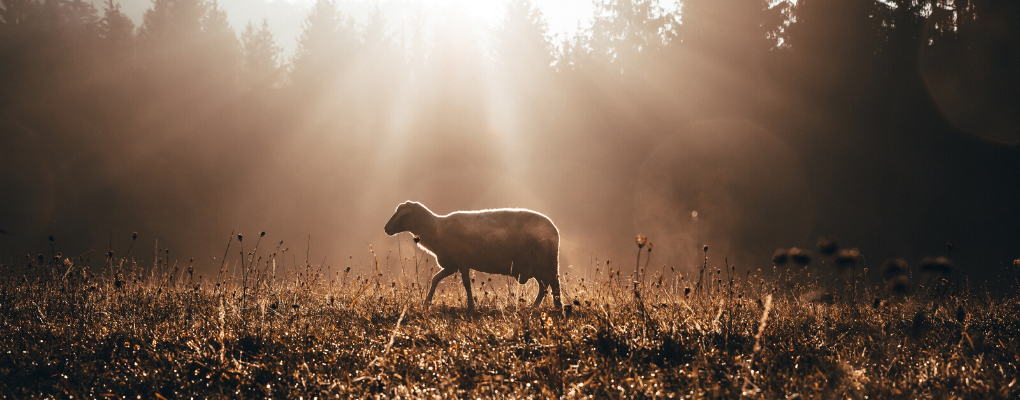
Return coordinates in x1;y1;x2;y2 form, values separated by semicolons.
1;0;1018;288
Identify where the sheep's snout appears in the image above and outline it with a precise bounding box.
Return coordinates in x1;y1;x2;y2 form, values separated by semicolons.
384;205;413;236
384;220;399;236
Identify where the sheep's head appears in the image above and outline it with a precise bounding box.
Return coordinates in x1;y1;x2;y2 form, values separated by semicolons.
385;201;425;236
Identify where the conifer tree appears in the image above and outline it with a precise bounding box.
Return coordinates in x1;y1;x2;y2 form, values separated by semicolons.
587;0;679;71
289;0;356;94
200;0;239;91
139;0;205;51
494;0;553;74
241;18;281;91
99;0;134;63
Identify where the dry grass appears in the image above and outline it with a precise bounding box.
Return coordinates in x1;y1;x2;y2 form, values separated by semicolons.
1;251;1018;399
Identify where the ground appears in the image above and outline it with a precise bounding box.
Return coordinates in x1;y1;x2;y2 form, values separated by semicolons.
1;255;1018;399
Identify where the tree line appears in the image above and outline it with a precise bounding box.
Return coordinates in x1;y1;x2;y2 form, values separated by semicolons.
1;0;1017;282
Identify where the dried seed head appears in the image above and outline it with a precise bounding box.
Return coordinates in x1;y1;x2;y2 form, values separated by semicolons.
237;234;243;242
816;237;838;256
132;232;137;240
703;245;709;253
647;242;653;252
789;247;812;265
260;231;266;237
886;275;911;295
919;256;953;275
636;235;647;249
772;248;789;265
48;235;54;242
835;247;861;269
882;258;909;280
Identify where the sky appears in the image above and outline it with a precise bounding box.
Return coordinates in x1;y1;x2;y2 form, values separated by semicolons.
116;0;603;57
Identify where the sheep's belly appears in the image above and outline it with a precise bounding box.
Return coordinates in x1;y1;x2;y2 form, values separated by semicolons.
452;247;553;279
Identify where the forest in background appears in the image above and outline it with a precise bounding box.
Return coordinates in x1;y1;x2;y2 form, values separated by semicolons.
1;0;1018;286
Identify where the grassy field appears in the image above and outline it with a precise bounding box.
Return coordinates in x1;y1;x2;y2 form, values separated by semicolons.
1;247;1018;399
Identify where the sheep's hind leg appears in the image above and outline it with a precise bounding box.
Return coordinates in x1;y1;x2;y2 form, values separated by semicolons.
424;268;456;306
551;277;562;308
460;269;475;313
531;281;548;308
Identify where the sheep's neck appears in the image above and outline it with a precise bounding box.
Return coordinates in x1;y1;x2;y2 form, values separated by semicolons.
410;217;438;249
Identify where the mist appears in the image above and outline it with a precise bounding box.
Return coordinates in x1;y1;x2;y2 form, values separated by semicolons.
1;0;1018;288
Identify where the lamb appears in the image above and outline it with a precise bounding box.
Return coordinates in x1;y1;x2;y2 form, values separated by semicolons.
384;201;562;312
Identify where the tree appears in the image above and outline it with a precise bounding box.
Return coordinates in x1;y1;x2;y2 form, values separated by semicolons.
494;0;553;76
679;0;773;66
200;0;239;91
492;0;556;129
138;0;205;51
240;18;281;91
0;0;101;106
137;0;240;105
98;0;134;62
289;0;357;95
0;0;36;27
587;0;679;72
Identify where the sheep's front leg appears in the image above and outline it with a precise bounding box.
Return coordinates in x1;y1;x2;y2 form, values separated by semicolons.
424;268;456;306
460;269;475;313
531;281;548;307
551;277;562;308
